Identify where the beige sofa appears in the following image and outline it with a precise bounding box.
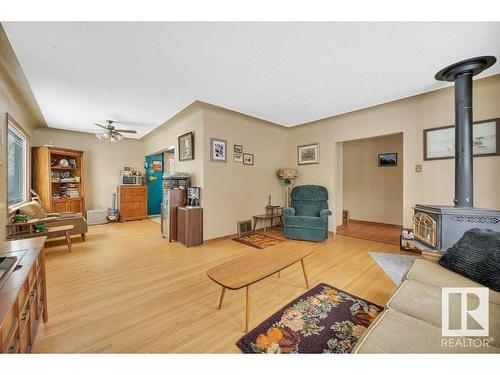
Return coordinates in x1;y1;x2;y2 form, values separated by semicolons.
10;201;88;241
354;251;500;353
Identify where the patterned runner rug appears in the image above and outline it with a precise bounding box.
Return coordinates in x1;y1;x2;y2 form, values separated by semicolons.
232;232;284;249
237;283;383;353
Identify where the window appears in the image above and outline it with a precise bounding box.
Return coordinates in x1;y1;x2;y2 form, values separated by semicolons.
7;117;29;209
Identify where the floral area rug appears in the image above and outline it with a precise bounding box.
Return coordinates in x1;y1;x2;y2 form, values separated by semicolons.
232;233;284;249
236;283;383;354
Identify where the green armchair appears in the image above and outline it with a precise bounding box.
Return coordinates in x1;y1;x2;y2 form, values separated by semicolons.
283;185;332;241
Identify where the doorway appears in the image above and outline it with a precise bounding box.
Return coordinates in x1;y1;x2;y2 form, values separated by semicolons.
145;153;164;216
337;133;403;245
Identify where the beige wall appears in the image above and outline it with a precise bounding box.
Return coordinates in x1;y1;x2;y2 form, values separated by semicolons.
143;102;288;240
287;74;500;231
1;25;45;242
202;104;288;240
33;128;145;211
342;133;403;225
143;102;204;187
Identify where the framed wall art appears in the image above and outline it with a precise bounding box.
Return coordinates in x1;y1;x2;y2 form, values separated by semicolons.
424;118;499;160
243;153;254;165
210;138;227;162
178;131;194;161
234;144;243;153
297;143;319;165
234;153;242;162
378;152;397;167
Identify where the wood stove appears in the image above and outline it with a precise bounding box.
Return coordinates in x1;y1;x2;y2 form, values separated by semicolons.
413;56;500;251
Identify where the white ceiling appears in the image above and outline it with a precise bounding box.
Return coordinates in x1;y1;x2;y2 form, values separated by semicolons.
4;22;500;138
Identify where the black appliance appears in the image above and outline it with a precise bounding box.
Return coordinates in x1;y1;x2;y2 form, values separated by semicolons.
413;56;500;251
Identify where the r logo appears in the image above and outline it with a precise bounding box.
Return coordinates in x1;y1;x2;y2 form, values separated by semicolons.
442;287;489;337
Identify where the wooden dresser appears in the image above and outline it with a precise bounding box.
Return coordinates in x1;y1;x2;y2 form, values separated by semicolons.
177;207;203;247
118;186;148;222
0;237;48;354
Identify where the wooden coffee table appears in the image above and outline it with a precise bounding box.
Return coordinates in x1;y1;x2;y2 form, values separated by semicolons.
207;244;314;332
7;221;74;252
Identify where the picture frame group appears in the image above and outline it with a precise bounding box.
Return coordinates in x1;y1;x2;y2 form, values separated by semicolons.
209;138;254;165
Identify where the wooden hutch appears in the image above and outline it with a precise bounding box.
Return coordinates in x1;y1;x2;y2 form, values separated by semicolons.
32;146;85;215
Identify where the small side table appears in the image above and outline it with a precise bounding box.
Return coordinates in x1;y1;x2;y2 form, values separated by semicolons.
265;205;283;228
252;213;283;233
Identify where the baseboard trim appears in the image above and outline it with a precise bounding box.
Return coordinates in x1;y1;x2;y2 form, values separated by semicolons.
203;233;236;244
346;219;402;229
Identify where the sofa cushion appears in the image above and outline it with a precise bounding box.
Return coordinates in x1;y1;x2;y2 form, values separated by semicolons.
405;259;500;305
387;280;499;347
354;309;499;353
18;201;46;219
439;228;500;292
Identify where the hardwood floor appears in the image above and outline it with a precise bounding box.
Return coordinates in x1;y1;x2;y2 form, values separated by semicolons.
34;220;407;353
336;221;401;246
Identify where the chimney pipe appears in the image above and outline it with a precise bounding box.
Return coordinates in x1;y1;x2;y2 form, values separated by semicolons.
435;56;496;208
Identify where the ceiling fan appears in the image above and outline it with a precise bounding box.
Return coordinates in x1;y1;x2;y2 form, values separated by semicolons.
94;120;137;143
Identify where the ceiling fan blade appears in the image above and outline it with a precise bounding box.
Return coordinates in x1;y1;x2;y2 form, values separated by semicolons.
114;129;137;134
94;123;108;129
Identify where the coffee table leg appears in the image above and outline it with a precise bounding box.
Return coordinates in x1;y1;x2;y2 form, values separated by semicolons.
218;287;226;310
245;285;250;332
301;259;310;289
65;230;72;252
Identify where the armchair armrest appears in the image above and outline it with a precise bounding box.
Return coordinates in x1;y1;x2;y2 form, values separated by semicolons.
38;217;58;223
282;207;295;217
319;209;332;217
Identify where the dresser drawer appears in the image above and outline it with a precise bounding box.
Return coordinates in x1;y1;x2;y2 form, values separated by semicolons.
19;320;30;353
27;265;36;287
1;306;17;350
17;280;29;312
6;338;20;354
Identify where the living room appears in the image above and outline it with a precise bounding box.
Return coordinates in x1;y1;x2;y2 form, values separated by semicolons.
1;3;500;373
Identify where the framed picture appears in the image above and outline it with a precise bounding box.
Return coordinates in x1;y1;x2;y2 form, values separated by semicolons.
297;143;319;165
423;118;500;160
243;153;254;165
210;138;227;162
234;144;243;153
152;160;163;171
234;153;242;162
178;131;194;161
378;152;397;167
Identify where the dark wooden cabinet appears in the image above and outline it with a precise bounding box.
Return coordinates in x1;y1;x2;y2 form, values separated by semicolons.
177;207;203;247
168;189;187;242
